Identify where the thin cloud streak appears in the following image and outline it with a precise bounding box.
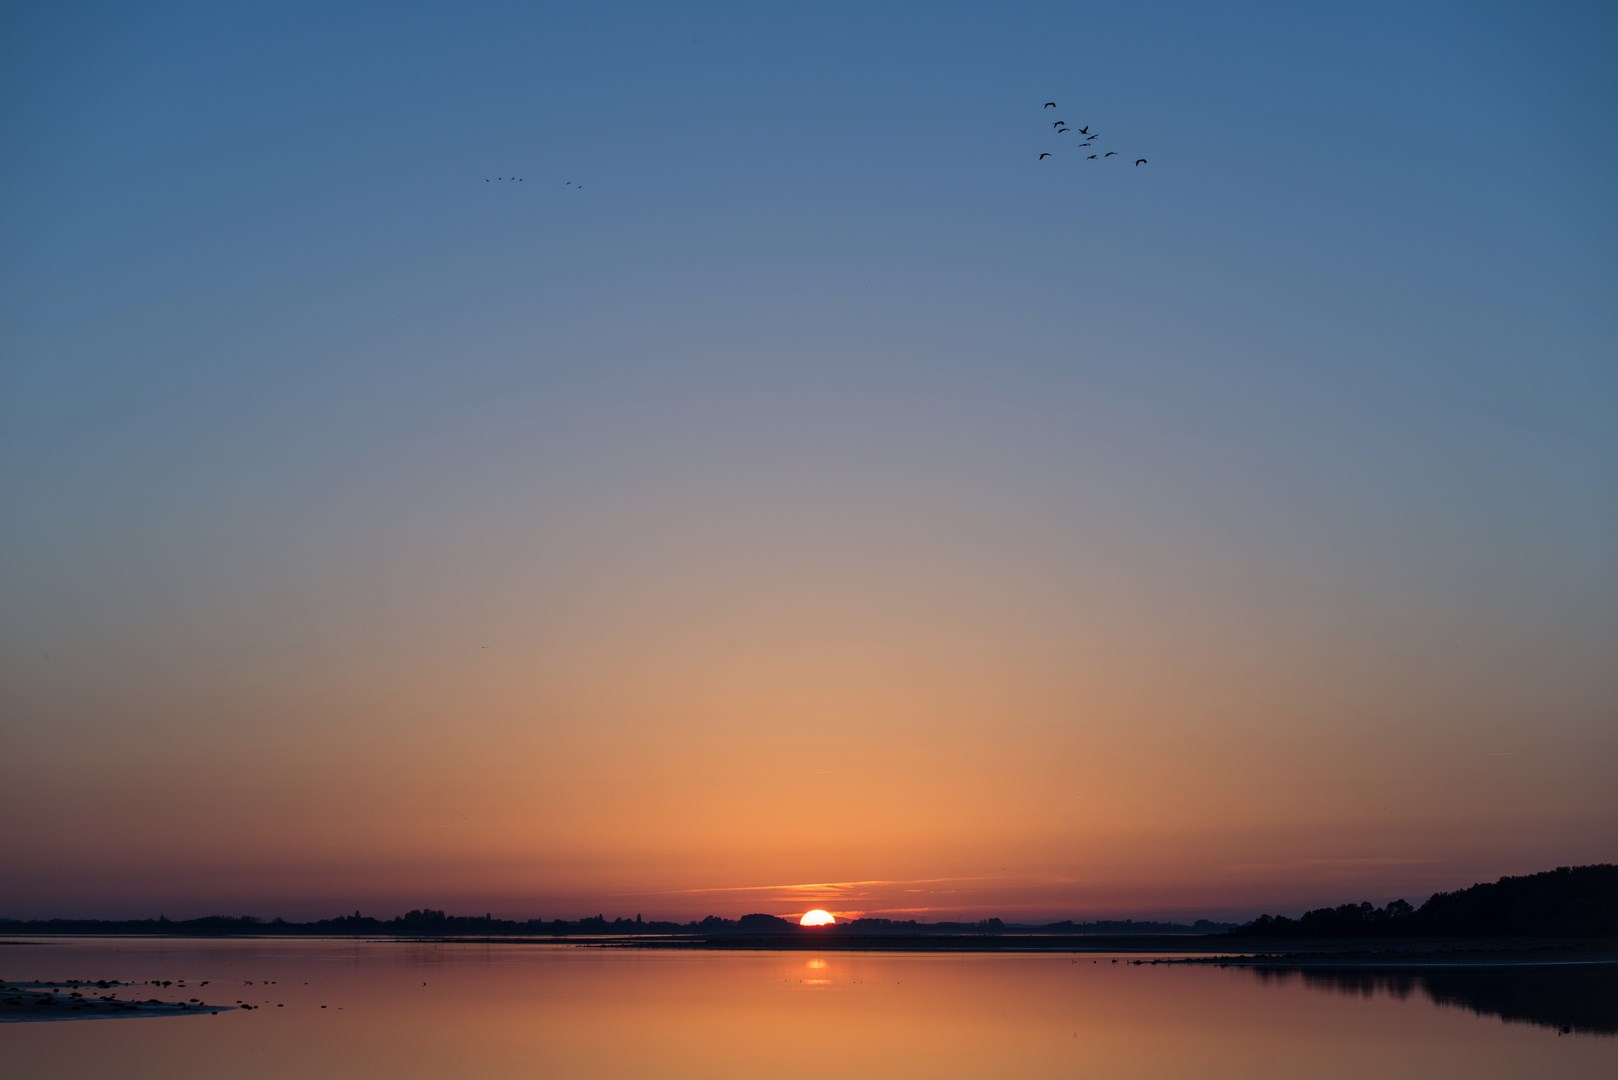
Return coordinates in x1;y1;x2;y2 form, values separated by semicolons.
652;877;987;897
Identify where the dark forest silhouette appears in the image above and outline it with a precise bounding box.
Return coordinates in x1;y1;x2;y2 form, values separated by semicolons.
1234;865;1618;938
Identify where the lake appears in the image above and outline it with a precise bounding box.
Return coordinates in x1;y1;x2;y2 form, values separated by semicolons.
3;938;1614;1077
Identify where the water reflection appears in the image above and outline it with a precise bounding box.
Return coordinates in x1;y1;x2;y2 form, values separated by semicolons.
1249;965;1618;1036
6;940;1616;1078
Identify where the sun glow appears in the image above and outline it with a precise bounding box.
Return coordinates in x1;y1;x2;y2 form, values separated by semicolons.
799;909;836;927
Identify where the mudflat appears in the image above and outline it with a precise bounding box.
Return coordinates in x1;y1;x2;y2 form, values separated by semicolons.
0;979;233;1023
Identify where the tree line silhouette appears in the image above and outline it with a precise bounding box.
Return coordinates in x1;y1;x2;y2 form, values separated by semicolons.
0;909;1230;938
0;910;680;937
7;865;1608;939
1234;865;1618;938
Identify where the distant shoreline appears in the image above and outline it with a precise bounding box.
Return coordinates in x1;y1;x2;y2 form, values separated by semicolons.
590;933;1618;963
10;931;1613;965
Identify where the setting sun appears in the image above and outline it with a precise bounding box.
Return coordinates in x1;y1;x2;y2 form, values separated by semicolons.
799;909;836;927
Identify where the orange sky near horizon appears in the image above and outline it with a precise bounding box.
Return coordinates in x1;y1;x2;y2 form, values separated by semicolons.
5;493;1613;921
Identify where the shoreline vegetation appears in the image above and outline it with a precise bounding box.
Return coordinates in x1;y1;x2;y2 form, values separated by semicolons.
0;912;1234;939
5;931;1615;963
1232;864;1617;940
4;865;1612;962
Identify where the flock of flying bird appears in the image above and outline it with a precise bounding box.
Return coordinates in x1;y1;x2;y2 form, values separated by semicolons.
1038;102;1146;167
484;176;584;189
484;102;1142;188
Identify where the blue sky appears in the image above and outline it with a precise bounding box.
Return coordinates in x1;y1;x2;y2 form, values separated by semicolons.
2;1;1615;918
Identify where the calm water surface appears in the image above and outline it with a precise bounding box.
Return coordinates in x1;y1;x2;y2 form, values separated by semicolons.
4;938;1614;1078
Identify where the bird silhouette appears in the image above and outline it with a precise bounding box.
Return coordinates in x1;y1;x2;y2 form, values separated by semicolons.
1044;102;1056;108
1087;154;1098;159
1039;153;1051;160
1077;126;1090;135
1135;158;1147;166
1052;121;1065;129
1104;151;1117;157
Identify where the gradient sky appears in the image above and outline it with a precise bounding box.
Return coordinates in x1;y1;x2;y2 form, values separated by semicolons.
3;0;1615;922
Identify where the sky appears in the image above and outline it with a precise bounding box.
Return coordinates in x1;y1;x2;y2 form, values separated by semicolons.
2;0;1615;923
